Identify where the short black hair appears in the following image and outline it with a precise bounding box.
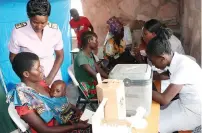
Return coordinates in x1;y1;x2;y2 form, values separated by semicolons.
70;8;78;14
80;31;97;48
27;0;51;18
144;19;162;34
144;19;172;35
145;19;173;56
12;52;39;79
146;36;172;56
51;80;66;89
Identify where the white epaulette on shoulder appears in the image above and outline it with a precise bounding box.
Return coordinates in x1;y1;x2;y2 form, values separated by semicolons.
15;22;27;29
48;22;58;29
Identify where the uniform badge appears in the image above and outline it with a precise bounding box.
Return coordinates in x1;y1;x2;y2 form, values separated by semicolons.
48;22;58;29
15;22;27;29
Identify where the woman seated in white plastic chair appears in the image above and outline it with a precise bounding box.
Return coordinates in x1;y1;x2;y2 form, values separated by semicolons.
146;30;202;133
7;52;92;133
74;31;108;99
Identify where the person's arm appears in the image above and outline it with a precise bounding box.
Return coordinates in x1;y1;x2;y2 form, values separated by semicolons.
71;104;83;117
45;27;64;85
45;49;64;85
76;52;98;80
85;17;94;32
82;63;108;81
8;29;20;63
134;52;147;63
94;63;108;79
153;71;170;80
21;111;89;133
152;84;183;105
70;104;89;123
82;64;97;80
92;54;108;78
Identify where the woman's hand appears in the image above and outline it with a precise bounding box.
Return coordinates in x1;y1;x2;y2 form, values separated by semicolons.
75;108;82;117
80;120;88;124
70;104;82;117
133;46;140;55
135;52;145;63
133;48;147;63
75;122;90;129
21;110;85;133
44;77;52;86
46;49;64;86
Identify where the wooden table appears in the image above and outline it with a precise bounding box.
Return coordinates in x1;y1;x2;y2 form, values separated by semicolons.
134;81;161;133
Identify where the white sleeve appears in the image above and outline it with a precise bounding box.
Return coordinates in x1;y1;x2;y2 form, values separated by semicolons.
54;28;64;50
8;29;20;54
170;66;189;85
169;35;185;54
124;26;132;45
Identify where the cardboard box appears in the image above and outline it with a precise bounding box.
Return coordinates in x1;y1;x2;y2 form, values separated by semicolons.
92;98;131;133
96;79;126;121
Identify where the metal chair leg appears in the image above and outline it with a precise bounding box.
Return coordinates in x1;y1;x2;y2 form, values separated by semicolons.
81;104;86;112
89;102;97;112
76;96;81;108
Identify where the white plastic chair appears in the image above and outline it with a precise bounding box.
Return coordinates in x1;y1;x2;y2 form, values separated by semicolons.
68;65;98;111
0;68;29;132
0;69;29;132
68;64;79;87
70;48;80;64
8;102;29;132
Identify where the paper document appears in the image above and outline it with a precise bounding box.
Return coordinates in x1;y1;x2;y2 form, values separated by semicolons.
80;109;95;124
161;80;170;93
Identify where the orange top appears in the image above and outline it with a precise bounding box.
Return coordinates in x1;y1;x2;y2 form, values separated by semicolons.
15;106;54;133
103;38;126;59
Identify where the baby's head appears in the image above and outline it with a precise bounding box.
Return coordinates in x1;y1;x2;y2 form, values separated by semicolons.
50;80;66;98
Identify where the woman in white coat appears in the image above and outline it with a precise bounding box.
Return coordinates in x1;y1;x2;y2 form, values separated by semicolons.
8;0;64;86
146;29;202;132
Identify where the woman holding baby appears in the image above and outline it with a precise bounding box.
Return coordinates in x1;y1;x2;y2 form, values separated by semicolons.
7;52;92;133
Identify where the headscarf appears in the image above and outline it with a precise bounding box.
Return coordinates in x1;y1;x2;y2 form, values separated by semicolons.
107;16;123;35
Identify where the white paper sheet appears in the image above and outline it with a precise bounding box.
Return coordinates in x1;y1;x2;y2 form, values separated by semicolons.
161;80;170;93
80;109;95;124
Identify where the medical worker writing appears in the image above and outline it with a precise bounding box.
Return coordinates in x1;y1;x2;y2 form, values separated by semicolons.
8;0;64;86
146;27;202;132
